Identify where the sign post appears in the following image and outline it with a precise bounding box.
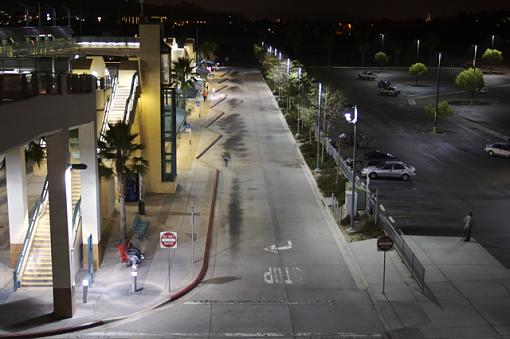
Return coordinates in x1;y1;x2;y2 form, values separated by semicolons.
377;235;394;294
160;231;177;291
191;201;195;264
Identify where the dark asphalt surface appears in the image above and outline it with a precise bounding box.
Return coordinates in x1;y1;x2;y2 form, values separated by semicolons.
313;67;510;268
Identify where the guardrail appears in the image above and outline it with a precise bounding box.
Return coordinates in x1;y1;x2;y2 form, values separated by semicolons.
123;72;140;124
319;130;427;290
378;214;426;290
13;178;49;291
99;75;118;141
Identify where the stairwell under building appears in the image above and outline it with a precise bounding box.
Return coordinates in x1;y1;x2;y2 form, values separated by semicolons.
19;171;81;287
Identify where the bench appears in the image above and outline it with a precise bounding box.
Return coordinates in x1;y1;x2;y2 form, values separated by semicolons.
131;215;150;240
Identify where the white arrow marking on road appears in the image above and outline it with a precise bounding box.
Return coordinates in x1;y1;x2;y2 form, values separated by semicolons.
264;241;293;253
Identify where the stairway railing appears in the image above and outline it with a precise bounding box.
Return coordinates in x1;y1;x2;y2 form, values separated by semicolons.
99;75;119;141
123;72;140;125
13;178;49;291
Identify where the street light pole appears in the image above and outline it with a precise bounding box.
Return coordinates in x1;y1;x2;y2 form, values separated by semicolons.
433;52;442;134
296;67;302;137
315;82;322;173
380;34;385;51
416;39;420;61
345;106;358;233
491;35;495;49
473;44;478;68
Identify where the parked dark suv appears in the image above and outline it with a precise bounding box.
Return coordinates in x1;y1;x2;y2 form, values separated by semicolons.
378;80;390;88
364;150;400;166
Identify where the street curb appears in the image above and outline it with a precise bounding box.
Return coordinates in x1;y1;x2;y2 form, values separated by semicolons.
204;112;225;129
215;85;228;93
196;134;222;160
210;95;227;109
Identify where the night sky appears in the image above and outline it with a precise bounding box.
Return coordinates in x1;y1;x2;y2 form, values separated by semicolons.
146;0;510;19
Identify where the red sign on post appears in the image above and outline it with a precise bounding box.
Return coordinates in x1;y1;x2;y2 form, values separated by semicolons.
160;231;177;249
377;235;393;251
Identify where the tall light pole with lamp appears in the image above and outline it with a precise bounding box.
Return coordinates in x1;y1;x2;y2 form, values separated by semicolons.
433;52;442;134
315;82;322;173
491;35;495;49
416;39;420;61
296;67;302;137
380;34;385;51
344;105;358;233
473;44;478;68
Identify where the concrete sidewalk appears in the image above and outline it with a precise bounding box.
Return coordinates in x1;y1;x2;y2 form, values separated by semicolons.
349;235;510;338
0;77;227;335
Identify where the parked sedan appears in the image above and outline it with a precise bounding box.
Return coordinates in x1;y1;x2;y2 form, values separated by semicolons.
378;86;401;96
358;71;377;80
361;161;416;181
485;143;510;157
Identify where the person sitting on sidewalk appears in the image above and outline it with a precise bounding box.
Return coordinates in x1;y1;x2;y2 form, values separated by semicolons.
116;238;144;269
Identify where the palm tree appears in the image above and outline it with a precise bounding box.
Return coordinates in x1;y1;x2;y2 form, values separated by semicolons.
171;56;197;101
199;41;218;62
98;122;148;238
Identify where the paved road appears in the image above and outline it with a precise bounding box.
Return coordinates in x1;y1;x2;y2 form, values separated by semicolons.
69;69;386;338
313;67;510;268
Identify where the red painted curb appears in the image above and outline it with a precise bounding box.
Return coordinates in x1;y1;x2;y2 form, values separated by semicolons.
169;169;219;302
196;134;223;160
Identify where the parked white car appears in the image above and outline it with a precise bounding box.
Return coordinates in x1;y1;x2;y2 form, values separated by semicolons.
358;71;377;80
485;143;510;157
361;161;416;181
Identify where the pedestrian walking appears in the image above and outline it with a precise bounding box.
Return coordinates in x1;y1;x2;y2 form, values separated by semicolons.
223;151;231;167
463;211;473;241
202;88;208;102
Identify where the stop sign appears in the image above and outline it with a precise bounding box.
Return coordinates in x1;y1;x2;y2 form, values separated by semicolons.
377;235;393;251
160;231;177;249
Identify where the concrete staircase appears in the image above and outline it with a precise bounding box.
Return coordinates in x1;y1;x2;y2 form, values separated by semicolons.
105;70;136;127
20;171;81;287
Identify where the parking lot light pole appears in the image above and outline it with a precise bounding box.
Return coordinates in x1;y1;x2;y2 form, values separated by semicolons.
416;39;420;61
380;34;385;51
491;35;495;49
433;52;441;134
315;82;322;173
345;106;358;233
473;44;478;68
296;67;302;137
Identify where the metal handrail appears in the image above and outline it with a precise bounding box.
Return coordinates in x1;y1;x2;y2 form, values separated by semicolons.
72;198;82;246
123;72;140;124
13;178;49;290
99;75;118;141
72;198;82;230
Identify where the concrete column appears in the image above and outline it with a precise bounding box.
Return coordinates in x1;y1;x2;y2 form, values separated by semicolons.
5;146;29;268
139;23;175;193
79;121;101;269
46;130;75;318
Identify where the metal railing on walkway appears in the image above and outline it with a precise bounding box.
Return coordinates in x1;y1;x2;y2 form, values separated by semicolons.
123;72;140;124
13;178;49;291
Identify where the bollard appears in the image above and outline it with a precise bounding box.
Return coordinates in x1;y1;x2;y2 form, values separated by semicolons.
82;279;89;303
131;270;138;292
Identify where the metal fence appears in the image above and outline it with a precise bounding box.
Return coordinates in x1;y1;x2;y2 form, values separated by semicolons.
319;131;427;290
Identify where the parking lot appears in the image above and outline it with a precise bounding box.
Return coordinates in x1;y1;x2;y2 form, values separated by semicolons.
313;67;510;267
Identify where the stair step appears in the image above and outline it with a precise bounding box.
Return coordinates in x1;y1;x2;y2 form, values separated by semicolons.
21;282;52;287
